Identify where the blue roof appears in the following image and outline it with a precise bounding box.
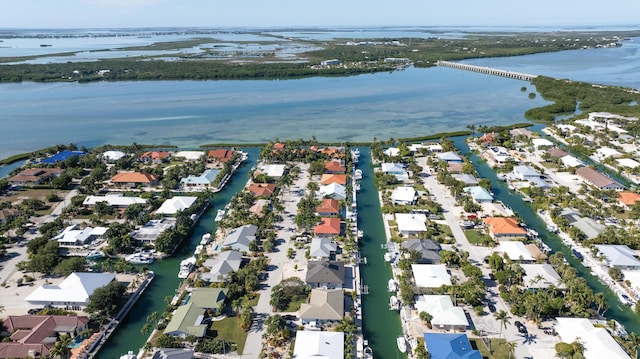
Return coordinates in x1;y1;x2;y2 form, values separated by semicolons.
423;333;481;359
181;169;221;185
464;186;493;201
41;150;87;164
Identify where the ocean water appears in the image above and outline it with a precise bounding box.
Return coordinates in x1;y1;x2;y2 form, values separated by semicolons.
0;67;544;160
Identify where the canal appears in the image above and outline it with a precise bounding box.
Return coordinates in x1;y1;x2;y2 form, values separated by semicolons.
358;147;407;359
452;136;640;334
97;148;258;359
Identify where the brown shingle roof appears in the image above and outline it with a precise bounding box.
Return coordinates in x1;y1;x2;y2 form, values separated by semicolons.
576;167;622;189
208;149;234;162
8;168;63;184
546;148;569;158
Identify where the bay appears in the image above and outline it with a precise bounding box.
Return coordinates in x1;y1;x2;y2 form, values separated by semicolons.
0;67;543;160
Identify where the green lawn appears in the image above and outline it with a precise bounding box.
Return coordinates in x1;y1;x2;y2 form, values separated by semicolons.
210;316;249;354
464;229;494;246
285;295;308;312
469;337;512;359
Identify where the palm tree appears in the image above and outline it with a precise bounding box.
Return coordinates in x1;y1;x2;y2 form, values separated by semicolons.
50;334;72;359
419;311;433;328
628;332;640;359
507;341;517;359
494;310;511;339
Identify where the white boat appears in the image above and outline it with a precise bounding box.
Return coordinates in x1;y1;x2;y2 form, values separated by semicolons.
214;209;225;222
178;256;197;279
408;336;418;350
200;233;212;245
119;351;137;359
388;279;398;292
390;295;400;310
384;252;392;262
354;169;363;180
397;336;407;353
357;230;364;238
355;182;361;191
86;250;104;259
125;253;154;265
363;340;373;359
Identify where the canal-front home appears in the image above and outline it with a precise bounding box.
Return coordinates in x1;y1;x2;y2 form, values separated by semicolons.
299;288;344;326
306;260;345;289
25;272;116;310
293;331;344;359
164;288;228;339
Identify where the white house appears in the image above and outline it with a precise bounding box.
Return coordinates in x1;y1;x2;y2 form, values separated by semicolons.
395;213;427;236
531;138;554;149
83;195;147;209
498;241;535;261
437;152;463;163
415;295;468;331
594;245;640;270
53;225;107;247
512;165;540;181
259;164;286;178
222;224;257;252
201;250;243;283
520;264;562;289
411;264;451;288
595;147;622;160
555;318;630;359
320;183;347;200
101;150;127;162
560;155;585;168
616;158;640;169
25;272;116;310
463;186;493;203
156;196;198;215
180;169;221;191
383;147;400;157
391;186;417;205
174;151;204;162
293;331;344;359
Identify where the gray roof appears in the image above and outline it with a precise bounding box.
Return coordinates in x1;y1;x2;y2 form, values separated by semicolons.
152;348;195;359
222;224;257;251
310;237;337;258
402;239;441;264
299;288;344;321
452;174;479;185
306;261;345;285
201;250;243;282
559;208;605;239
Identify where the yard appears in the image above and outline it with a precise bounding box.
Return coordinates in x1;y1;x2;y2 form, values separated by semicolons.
209;316;249;354
464;229;495;246
469;337;513;358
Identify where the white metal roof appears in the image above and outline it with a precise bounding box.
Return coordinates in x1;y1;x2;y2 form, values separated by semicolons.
156;196;198;215
498;241;534;261
411;264;451;288
555;317;630;359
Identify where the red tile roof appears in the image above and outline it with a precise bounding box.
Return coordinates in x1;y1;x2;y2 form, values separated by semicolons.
618;192;640;206
324;160;346;173
139;151;170;161
314;217;341;235
208;149;234;162
248;183;277;197
111;172;158;184
483;217;526;236
321;174;347;185
273;143;286;150
317;199;340;215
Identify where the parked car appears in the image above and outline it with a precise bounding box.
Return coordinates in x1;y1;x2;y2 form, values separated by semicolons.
515;320;527;334
488;304;496;313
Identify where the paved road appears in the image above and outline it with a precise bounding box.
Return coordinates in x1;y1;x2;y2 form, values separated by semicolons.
240;164;310;358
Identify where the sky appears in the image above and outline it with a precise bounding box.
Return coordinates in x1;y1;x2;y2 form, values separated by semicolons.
1;0;639;29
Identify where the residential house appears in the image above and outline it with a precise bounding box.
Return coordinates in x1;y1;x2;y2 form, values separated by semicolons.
380;162;407;175
101;150;127;162
222;224;257;252
207;148;235;163
293;331;344;359
135;218;176;245
594;245;640;270
248;183;277;198
324;160;346;174
415;295;469;331
0;208;20;224
83;195;147;210
174;151;204;162
555;318;630;359
25;272;115;310
559;208;605;240
396;213;427;237
321;174;347;185
200;250;243;283
594;147;622;161
156;196;198;216
520;264;562;289
402;239;441;264
483;217;526;240
310;237;337;260
437;152;463;163
560;155;585;168
316;198;340;217
8;168;64;186
617;158;640;169
53;224;107;247
452;174;479;186
411;264;451;288
0;315;90;359
257;164;286;178
138;151;171;164
423;333;481;359
306;260;345;289
249;199;270;217
546;148;569;158
180;169;221;191
463;186;493;203
164;288;228;338
391;186;417;205
509;128;534;138
498;241;535;262
447;162;464;174
320;183;346;200
314;217;342;238
299;288;344;325
618;192;640;209
576;167;625;191
151;348;195;359
111;172;158;188
512;165;541;181
40;150;86;164
532;138;554;149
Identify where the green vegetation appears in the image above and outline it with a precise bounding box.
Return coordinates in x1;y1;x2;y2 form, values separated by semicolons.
526;76;640;122
209;316;248;354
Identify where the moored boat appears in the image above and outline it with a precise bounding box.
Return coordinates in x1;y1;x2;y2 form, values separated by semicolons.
396;336;407;353
214;209;225;222
390;295;400;310
125;253;154;265
178;256;196;279
363;340;373;359
86;250;104;259
388;278;398;292
119;351;137;359
354;169;363;180
384;252;392;262
200;233;212;245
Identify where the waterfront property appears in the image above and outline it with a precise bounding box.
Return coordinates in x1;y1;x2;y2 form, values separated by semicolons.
415;295;469;332
180;169;221;192
423;332;482;359
221;224;257;252
306;260;345;289
111;172;159;188
293;331;344;359
8;168;64;186
25;272;116;310
299;288;344;325
555;318;630;359
155;196;198;216
164;288;228;338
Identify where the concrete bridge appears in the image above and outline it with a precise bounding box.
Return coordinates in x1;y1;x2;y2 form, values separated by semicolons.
436;60;538;81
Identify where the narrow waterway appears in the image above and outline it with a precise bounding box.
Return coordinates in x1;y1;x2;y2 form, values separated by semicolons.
453;136;640;334
358;147;407;359
97;148;258;359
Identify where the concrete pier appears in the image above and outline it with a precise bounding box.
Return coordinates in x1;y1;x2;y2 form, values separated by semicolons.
436;60;537;81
